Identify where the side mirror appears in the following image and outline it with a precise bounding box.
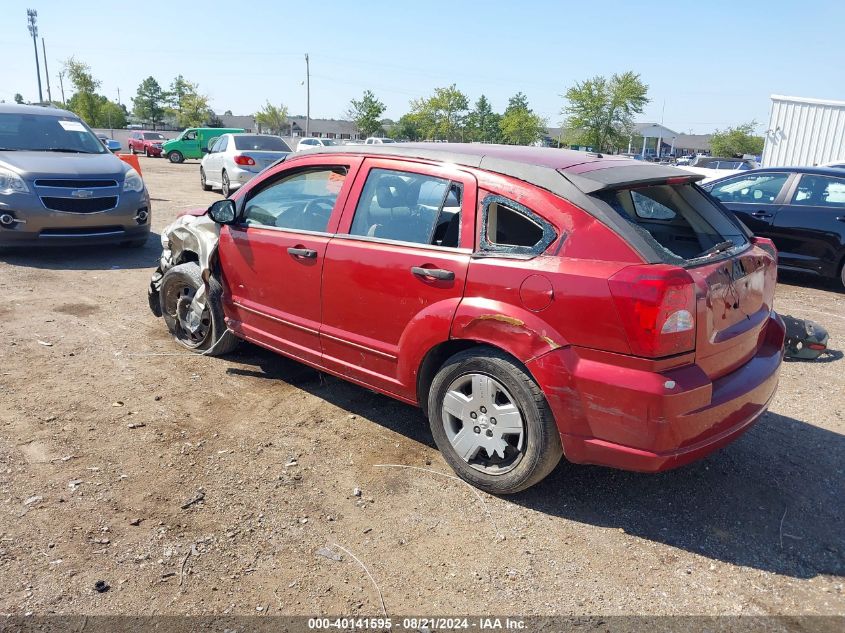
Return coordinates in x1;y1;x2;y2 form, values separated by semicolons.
208;199;236;224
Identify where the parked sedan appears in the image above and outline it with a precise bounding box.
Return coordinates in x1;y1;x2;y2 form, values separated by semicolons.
297;137;340;150
200;134;292;197
149;144;784;494
703;166;845;287
96;133;122;153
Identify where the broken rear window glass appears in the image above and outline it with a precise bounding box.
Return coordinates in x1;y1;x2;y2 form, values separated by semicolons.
595;183;747;263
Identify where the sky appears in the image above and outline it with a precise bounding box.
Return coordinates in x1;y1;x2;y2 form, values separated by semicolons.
2;0;844;135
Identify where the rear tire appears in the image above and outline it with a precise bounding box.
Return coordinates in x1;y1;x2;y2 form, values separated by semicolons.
221;171;231;198
168;151;184;164
144;147;150;157
200;168;211;191
839;259;845;291
159;262;238;355
427;347;562;495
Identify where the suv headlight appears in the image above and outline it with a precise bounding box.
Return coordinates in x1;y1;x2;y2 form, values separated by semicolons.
0;168;29;195
123;168;145;193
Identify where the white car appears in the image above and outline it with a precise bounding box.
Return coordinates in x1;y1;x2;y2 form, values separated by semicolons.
364;137;396;144
297;137;341;150
200;133;292;197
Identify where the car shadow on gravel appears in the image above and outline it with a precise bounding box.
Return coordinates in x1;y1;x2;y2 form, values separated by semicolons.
222;345;842;579
225;344;434;447
514;411;845;579
0;232;161;271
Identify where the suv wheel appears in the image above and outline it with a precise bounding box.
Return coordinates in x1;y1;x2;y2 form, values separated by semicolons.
144;147;150;157
159;262;238;355
427;347;562;494
168;151;184;164
200;167;211;191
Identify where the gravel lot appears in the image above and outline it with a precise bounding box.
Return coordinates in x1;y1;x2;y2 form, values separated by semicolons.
0;156;843;617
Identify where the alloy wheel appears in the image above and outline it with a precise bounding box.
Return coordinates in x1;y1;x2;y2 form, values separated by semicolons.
441;373;525;474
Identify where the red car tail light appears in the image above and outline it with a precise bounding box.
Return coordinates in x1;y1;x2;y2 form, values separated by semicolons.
234;155;256;166
751;236;777;262
608;265;697;358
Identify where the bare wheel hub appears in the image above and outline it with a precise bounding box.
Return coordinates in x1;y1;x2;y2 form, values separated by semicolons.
441;373;525;475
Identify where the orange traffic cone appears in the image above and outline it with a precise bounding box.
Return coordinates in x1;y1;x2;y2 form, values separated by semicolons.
118;153;142;176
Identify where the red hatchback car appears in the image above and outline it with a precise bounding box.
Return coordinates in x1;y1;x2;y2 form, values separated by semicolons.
148;144;785;494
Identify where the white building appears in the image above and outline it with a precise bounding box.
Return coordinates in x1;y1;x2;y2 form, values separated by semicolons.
762;95;845;167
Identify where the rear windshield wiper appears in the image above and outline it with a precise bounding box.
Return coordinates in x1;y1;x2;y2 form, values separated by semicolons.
700;240;735;258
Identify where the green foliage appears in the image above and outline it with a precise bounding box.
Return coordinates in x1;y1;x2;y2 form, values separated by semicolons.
709;122;764;157
205;112;224;128
465;95;501;143
63;57;102;125
347;90;386;138
167;76;210;128
409;84;469;141
563;71;649;152
14;93;24;104
133;77;169;129
254;102;289;135
499;92;547;146
389;113;423;141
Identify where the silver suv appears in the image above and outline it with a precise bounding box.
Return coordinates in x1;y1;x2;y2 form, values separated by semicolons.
0;104;150;249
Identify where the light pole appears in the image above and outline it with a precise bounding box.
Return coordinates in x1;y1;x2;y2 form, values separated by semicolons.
305;53;310;138
42;37;52;103
26;9;43;103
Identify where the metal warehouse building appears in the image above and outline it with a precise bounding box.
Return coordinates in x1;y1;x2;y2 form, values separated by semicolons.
762;95;845;167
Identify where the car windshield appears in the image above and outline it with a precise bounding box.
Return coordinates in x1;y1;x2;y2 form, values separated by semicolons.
321;139;338;146
143;132;165;140
234;135;292;151
0;113;106;153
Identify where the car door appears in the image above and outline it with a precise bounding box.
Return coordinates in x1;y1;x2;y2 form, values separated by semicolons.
768;172;845;276
217;156;362;366
181;129;201;158
706;171;792;235
320;158;477;400
203;137;222;181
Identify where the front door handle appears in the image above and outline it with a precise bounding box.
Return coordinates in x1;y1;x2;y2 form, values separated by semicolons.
288;247;317;259
411;266;455;281
751;211;773;218
836;216;845;223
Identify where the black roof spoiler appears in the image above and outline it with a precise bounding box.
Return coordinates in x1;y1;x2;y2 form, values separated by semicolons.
559;164;705;194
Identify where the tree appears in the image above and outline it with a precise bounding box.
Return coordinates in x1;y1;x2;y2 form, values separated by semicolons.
254;101;289;135
562;71;649;152
346;90;386;138
63;57;101;125
14;93;24;104
408;84;469;141
223;110;233;116
167;76;210;128
499;92;547;146
205;111;223;128
389;113;423;141
133;77;168;130
710;122;765;157
465;95;501;143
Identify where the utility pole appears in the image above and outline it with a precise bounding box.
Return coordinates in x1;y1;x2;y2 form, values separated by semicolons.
41;38;52;103
57;71;65;105
305;53;310;137
26;9;43;103
117;87;121;106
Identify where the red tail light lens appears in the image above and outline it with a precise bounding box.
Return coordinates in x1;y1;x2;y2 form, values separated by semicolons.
234;155;255;166
608;265;697;357
751;236;777;262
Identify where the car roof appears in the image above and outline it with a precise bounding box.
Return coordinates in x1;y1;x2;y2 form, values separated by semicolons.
0;103;78;117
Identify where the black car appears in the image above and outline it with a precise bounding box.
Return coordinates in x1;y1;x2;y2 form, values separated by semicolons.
702;167;845;288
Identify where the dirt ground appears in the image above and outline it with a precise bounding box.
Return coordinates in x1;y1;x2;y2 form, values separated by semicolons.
0;156;843;618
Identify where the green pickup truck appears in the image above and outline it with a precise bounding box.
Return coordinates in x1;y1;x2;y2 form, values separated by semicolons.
163;127;244;163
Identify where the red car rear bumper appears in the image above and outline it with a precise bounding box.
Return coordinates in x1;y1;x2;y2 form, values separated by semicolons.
528;313;785;472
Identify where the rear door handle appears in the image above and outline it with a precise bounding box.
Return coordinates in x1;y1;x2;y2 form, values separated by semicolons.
751;211;773;218
836;216;845;223
411;266;455;281
287;247;317;258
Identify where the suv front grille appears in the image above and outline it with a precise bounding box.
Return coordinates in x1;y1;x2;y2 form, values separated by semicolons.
35;179;117;188
41;196;118;213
